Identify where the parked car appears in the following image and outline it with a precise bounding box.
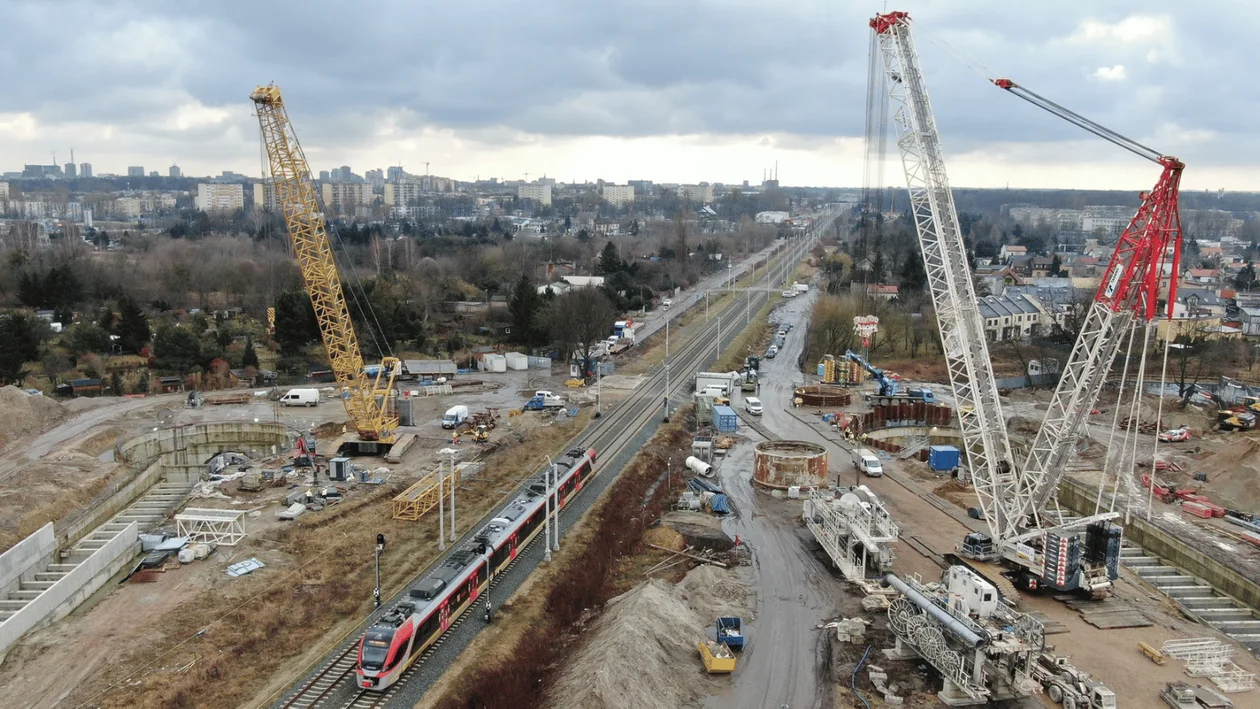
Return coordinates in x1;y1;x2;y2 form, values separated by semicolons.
781;290;798;298
765;345;778;359
744;397;763;415
662;298;673;308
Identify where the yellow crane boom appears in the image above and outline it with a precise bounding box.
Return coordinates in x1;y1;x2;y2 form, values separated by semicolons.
251;84;398;448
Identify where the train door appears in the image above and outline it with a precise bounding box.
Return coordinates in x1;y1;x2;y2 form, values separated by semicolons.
439;602;451;632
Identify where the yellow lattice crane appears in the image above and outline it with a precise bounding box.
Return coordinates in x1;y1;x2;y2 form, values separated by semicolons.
252;84;399;453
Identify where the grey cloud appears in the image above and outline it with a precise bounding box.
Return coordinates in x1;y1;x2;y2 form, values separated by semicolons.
1;0;1256;171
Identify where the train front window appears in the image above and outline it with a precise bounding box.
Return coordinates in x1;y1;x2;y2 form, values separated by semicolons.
361;631;394;671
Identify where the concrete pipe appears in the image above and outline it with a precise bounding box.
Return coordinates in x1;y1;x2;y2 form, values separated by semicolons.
685;455;714;478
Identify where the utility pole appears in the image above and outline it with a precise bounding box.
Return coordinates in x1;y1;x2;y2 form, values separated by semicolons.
550;458;560;553
437;466;445;552
439;448;458;542
543;456;553;562
664;362;671;423
595;362;602;418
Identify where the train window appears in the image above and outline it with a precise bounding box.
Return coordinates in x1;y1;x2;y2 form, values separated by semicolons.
361;632;393;671
383;635;409;671
419;613;438;641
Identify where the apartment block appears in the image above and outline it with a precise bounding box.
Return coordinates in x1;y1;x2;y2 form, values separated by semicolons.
518;183;552;206
320;182;377;215
602;184;635;206
195;183;245;213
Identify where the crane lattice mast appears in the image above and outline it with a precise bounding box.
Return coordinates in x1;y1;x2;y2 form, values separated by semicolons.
870;12;1027;543
988;79;1185;519
252;85;399;443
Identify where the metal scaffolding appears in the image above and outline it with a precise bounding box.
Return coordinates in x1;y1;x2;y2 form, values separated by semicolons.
175;508;246;546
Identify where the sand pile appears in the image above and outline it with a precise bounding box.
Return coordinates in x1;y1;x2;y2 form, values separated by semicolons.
1196;436;1260;510
675;564;755;621
550;566;754;709
0;386;67;450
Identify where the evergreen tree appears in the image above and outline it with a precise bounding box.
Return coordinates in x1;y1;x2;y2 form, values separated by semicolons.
116;296;151;354
598;242;624;274
509;274;540;345
154;326;203;374
274;290;320;358
242;338;261;368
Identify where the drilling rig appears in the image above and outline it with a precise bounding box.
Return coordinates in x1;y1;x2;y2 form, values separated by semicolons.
252;85;400;455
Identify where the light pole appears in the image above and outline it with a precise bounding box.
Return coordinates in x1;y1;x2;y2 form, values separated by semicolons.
706;291;710;320
665;313;669;358
664;362;671;423
374;533;385;609
550;458;560;553
727;257;732;290
595;361;602;418
440;447;458;543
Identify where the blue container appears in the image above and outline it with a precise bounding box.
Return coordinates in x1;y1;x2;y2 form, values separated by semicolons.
817;363;826;378
929;445;960;471
713;405;738;433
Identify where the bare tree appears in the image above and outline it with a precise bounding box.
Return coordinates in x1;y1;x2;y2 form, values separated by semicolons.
550;288;617;368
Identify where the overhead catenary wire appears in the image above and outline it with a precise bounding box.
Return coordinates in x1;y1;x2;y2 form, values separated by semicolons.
1148;329;1175;518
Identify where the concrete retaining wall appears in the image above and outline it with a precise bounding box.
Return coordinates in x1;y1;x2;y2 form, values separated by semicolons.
0;522;139;657
1058;480;1260;612
58;422;297;551
0;523;55;597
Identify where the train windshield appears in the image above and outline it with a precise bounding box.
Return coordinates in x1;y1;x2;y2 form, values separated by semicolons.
361;630;394;671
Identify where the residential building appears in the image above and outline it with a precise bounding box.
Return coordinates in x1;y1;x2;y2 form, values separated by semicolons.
169;165;182;178
677;183;714;203
319;170;331;181
14;200;84;220
63;163;77;178
79;163;92;178
253;181;277;211
195;183;245;213
1172;288;1227;319
561;275;604;289
1238;307;1260;337
998;244;1028;261
320;182;377;216
978;293;1049;341
1081;205;1133;236
594;220;620;236
602;184;635;206
386;166;406;182
755;211;790;224
148;171;159;178
0;182;7;200
127;166;145;177
1185;268;1222;287
518;183;552;206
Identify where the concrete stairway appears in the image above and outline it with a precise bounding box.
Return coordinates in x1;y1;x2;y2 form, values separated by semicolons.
0;480;192;624
72;481;191;555
1121;545;1260;654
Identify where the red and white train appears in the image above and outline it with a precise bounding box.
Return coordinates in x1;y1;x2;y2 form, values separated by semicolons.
356;446;597;690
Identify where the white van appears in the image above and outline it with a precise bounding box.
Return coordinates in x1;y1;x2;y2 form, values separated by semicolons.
852;448;883;477
744;397;763;415
442;405;470;429
280;388;320;407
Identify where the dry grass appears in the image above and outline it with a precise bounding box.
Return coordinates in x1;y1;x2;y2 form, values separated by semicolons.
67;411;593;709
715;299;777;372
74;427;123;456
427;414;697;709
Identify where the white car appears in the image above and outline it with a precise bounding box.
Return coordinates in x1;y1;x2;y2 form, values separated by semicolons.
781;290;798;298
662;298;673;308
744;397;763;415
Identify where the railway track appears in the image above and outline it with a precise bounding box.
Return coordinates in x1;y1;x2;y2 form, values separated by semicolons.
269;222;831;709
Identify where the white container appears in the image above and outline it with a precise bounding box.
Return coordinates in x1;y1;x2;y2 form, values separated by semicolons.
178;548;196;564
787;485;801;499
505;352;529;371
483;354;507;373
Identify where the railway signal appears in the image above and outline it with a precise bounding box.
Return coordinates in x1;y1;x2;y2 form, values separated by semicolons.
374;533;386;609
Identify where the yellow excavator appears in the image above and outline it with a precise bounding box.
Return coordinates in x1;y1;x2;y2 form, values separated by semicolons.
252;85;399;455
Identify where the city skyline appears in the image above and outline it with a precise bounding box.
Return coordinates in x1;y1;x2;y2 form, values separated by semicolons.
0;2;1256;190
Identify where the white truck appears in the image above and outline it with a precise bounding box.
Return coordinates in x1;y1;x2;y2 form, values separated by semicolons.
1033;654;1117;709
280;388;320;407
442;405;470;429
792;282;810;293
694;371;741;397
851;448;883;477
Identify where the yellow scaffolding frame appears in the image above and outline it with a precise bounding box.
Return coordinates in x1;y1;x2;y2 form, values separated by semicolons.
391;469;441;521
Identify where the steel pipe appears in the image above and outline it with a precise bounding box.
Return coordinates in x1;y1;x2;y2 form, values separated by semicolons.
883;574;988;648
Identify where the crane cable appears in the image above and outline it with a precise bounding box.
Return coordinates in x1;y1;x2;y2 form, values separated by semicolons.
912;20;1164;164
1095;320;1137;515
1148;328;1174;518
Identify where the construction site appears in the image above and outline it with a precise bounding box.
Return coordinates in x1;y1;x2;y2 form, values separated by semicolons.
0;9;1255;709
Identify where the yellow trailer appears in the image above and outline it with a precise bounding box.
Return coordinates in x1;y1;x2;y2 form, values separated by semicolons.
698;641;736;674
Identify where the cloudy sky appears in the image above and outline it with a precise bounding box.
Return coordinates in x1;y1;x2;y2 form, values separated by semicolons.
1;0;1255;190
